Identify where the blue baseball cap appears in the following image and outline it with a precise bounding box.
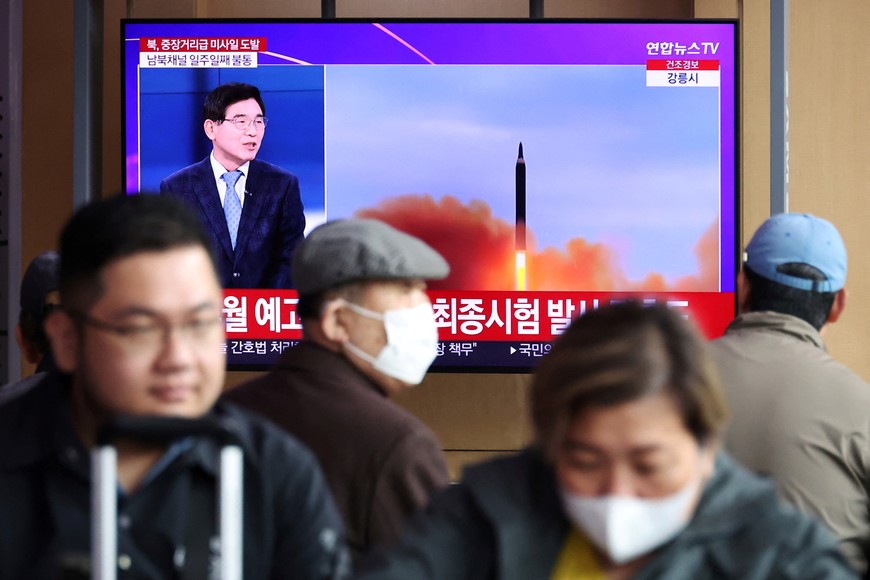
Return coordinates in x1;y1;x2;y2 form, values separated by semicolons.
745;213;847;292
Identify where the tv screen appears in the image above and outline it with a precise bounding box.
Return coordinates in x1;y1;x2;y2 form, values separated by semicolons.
122;18;739;371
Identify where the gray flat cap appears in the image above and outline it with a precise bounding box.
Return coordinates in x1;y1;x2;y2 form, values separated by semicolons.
293;219;449;295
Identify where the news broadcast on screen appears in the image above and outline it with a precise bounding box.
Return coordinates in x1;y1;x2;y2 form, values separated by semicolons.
122;19;738;371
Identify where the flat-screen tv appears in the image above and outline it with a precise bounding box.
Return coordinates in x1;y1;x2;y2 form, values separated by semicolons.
122;18;739;372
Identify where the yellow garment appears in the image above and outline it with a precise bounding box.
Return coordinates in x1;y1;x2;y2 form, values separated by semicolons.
551;527;607;580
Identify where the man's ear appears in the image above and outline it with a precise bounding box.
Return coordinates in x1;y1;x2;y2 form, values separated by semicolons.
319;299;350;344
14;324;42;365
736;270;751;314
45;310;80;373
203;119;217;141
826;288;848;325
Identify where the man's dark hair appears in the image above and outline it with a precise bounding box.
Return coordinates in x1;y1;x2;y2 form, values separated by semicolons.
744;264;836;330
297;283;365;326
202;82;266;123
296;293;324;321
59;194;219;312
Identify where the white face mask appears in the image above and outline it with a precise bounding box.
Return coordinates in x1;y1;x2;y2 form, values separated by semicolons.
559;468;703;564
340;301;439;385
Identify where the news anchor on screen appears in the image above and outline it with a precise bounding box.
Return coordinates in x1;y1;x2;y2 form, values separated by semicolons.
160;82;305;289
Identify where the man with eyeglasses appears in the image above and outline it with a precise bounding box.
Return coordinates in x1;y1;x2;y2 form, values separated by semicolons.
160;82;305;289
0;195;349;579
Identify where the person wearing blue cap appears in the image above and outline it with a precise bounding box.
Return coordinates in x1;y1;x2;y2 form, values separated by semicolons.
711;212;869;574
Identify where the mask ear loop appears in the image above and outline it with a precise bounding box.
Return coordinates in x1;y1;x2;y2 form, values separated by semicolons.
342;340;380;366
338;300;384;321
334;300;387;365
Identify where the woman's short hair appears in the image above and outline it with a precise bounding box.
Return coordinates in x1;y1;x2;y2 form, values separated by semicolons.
530;301;728;462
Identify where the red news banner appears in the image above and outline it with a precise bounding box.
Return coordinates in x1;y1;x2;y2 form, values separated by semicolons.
139;37;268;52
221;290;736;342
138;37;268;68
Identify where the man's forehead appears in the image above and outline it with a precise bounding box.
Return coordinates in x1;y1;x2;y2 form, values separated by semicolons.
225;98;262;114
93;247;222;310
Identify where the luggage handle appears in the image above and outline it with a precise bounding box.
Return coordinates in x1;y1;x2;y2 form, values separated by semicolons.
92;415;244;580
96;414;242;447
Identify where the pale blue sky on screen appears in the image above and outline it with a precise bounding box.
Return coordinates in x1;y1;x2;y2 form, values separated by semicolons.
324;65;720;282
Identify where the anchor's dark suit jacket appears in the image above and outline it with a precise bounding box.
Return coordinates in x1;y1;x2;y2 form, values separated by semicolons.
160;157;305;289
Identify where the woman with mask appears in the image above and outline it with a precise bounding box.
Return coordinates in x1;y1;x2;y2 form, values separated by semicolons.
358;301;857;579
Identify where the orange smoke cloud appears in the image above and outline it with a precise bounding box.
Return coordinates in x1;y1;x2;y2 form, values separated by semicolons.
357;194;515;290
356;194;719;292
673;218;720;291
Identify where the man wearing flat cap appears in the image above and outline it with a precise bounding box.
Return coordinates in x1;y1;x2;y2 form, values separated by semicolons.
225;218;450;561
711;212;870;574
